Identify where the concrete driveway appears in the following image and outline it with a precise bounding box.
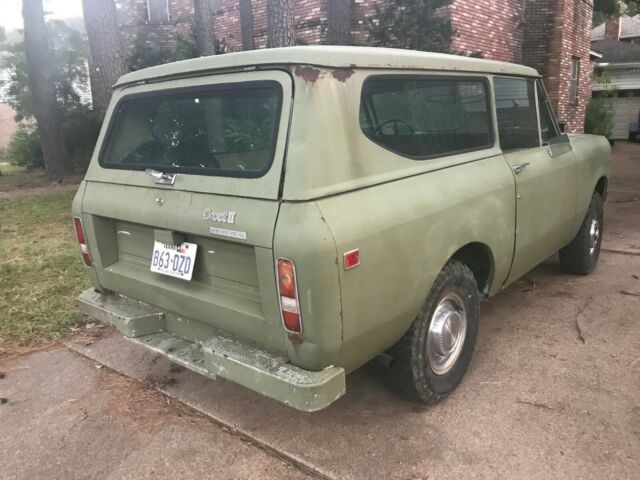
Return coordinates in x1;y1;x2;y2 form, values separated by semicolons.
2;143;639;479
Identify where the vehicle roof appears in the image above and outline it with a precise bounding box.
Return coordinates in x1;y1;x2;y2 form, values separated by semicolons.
114;46;539;87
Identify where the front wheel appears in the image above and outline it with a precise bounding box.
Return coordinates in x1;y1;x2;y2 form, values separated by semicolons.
390;260;480;404
559;192;603;275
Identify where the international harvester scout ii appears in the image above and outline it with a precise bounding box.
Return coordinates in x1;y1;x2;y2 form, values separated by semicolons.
74;47;611;411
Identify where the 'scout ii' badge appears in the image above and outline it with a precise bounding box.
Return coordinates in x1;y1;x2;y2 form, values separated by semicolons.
202;209;237;224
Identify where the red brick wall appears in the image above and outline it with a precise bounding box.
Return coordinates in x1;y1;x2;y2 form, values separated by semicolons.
447;0;525;62
123;0;593;131
208;0;384;50
523;0;593;133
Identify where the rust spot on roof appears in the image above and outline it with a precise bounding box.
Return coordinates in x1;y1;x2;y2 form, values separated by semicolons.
294;66;321;84
331;68;355;82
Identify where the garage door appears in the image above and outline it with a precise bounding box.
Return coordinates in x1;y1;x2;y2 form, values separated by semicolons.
607;96;640;139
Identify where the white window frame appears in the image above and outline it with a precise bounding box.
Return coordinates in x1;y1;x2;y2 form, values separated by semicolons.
146;0;170;24
569;57;580;105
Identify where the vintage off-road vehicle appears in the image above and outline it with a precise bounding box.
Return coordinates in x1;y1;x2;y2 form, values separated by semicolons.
75;47;610;411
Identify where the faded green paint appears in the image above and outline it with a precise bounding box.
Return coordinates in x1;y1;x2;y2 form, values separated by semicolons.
73;47;611;410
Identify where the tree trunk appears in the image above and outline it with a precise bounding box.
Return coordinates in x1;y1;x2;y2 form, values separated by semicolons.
327;0;352;45
22;0;70;180
239;0;255;50
193;0;216;56
82;0;127;117
267;0;295;48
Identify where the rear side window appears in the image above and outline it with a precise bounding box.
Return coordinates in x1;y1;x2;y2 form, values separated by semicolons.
360;76;493;158
100;81;282;178
494;77;540;151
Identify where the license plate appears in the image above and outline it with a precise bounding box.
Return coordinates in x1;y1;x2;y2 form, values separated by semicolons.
150;241;198;281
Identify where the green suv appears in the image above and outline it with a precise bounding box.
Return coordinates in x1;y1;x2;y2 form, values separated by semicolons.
74;47;611;411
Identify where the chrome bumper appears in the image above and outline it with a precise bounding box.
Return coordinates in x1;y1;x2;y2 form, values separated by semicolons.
78;288;345;412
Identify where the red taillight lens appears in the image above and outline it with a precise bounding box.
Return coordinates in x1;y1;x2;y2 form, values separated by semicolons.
73;217;92;266
277;259;296;298
277;258;301;333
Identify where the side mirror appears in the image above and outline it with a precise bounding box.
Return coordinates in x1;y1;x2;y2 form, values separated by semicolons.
557;121;566;133
548;133;572;157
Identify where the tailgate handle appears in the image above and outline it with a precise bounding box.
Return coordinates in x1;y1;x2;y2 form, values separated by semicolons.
145;168;176;185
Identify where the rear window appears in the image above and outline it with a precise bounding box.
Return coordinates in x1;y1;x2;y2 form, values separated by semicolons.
360;75;493;159
100;81;282;177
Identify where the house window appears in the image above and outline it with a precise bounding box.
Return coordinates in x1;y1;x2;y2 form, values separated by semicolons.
147;0;170;24
569;57;580;105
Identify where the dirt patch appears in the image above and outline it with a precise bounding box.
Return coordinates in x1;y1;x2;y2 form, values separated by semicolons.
0;323;112;370
0;164;81;199
0;181;80;199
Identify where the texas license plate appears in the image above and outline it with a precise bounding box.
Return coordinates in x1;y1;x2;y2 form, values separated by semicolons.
150;241;197;281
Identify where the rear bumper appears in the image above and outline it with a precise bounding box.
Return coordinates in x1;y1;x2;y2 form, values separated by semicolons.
78;288;345;412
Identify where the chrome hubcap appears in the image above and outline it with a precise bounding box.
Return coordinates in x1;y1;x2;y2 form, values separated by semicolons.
427;293;467;375
589;218;600;256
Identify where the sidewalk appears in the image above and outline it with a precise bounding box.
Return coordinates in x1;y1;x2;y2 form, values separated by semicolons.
0;349;309;480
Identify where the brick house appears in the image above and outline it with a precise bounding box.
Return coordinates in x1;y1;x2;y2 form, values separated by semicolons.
124;0;593;132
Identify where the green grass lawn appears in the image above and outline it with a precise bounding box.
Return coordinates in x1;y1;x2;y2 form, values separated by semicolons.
0;191;90;345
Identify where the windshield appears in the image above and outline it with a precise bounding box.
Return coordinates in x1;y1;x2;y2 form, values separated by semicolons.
99;81;282;178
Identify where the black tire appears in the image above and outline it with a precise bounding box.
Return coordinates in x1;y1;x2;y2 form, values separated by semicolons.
559;192;603;275
390;260;480;404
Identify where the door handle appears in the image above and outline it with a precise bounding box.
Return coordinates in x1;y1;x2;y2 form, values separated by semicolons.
511;162;530;175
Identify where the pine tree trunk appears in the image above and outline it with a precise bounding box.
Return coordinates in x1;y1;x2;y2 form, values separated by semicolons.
267;0;295;48
82;0;127;117
22;0;70;180
239;0;255;50
327;0;352;45
193;0;216;56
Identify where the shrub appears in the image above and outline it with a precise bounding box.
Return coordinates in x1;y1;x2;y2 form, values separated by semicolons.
62;104;101;171
128;31;199;71
5;125;43;168
584;97;614;138
5;105;100;171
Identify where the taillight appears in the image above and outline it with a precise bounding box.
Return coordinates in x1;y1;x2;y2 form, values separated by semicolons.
73;216;92;266
277;258;301;333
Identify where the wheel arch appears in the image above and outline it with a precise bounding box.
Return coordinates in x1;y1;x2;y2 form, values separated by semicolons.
595;176;608;202
450;242;495;296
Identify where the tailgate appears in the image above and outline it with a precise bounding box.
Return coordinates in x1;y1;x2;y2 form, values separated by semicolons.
79;70;292;352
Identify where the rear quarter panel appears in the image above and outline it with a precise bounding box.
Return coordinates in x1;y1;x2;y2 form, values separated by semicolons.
283;67;517;372
273;202;343;371
318;155;516;372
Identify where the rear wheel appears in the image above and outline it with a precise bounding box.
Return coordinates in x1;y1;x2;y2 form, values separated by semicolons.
390;260;480;404
559;192;603;275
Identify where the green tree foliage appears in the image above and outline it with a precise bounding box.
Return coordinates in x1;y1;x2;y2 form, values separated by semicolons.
127;28;231;72
594;1;640;25
0;20;100;169
367;0;455;53
0;20;89;122
5;126;43;167
127;30;197;71
594;0;640;16
585;68;616;139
